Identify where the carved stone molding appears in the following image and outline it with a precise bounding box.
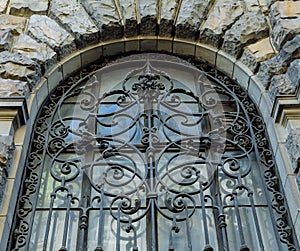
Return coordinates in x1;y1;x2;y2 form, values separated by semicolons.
0;135;14;205
285;128;300;173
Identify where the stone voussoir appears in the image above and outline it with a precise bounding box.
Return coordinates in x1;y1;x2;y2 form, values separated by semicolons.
160;0;178;37
0;30;14;52
0;14;27;36
119;0;138;37
0;0;9;14
222;10;269;58
27;15;76;60
12;34;57;74
0;51;41;91
240;37;275;72
81;0;123;41
50;0;99;48
9;0;49;17
269;1;300;26
176;0;214;40
200;0;243;48
139;0;157;36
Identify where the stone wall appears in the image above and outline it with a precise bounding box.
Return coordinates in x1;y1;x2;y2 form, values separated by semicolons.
0;0;300;246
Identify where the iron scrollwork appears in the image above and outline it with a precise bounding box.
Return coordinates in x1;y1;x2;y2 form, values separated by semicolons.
10;54;299;251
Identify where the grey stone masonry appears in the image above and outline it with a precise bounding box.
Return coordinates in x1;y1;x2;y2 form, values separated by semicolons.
176;0;214;40
27;15;76;60
200;0;243;48
222;10;268;58
0;51;41;91
9;0;49;17
139;0;157;36
81;0;123;41
160;0;178;37
269;1;300;26
50;0;99;48
118;0;138;37
269;59;300;101
12;34;57;74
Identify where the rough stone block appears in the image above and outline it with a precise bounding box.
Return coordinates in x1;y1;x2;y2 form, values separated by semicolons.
256;56;286;89
222;11;268;58
176;0;214;40
0;78;29;97
27;15;76;60
50;0;99;48
0;30;13;52
139;0;157;36
269;1;300;26
0;14;27;35
272;18;300;51
119;0;138;37
81;0;122;41
240;38;275;72
200;0;243;47
0;51;41;90
9;0;49;17
160;0;178;37
0;0;8;14
12;34;57;74
268;59;300;101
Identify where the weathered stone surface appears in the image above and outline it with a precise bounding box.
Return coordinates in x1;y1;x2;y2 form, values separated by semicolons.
256;56;286;88
240;38;275;72
222;11;268;58
257;35;300;88
0;30;14;52
0;51;41;90
269;1;300;26
0;78;29;96
12;34;57;74
271;18;300;50
286;129;300;171
50;0;99;48
0;0;8;13
10;0;49;17
27;15;76;59
200;0;243;47
139;0;157;36
176;0;214;40
81;0;122;41
0;14;27;35
119;0;137;37
160;0;178;37
243;0;267;12
269;59;300;101
0;135;14;205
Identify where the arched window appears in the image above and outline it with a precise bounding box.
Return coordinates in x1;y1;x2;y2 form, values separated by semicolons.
10;54;298;250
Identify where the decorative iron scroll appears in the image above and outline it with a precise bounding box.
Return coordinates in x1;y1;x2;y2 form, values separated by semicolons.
10;54;299;251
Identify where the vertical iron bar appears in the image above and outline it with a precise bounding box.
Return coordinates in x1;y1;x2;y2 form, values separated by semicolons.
96;189;104;250
185;205;192;251
60;192;72;251
43;193;55;250
199;182;210;247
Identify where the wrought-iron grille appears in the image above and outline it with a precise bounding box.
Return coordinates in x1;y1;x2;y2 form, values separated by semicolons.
10;54;299;251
